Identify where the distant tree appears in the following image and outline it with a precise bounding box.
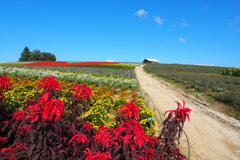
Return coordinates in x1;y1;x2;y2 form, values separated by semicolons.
19;47;56;61
31;49;42;61
19;47;31;62
42;52;56;61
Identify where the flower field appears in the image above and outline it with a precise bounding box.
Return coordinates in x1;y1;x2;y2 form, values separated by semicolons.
0;66;191;159
0;67;137;88
21;61;119;67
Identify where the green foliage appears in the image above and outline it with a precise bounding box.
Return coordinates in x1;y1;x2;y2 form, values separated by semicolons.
144;63;240;119
19;47;56;62
19;47;31;62
219;68;240;77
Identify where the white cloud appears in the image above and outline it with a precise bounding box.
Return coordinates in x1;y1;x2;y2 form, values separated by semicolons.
229;16;240;26
107;60;115;62
135;9;147;18
180;22;189;27
178;38;187;42
154;16;164;25
197;64;214;66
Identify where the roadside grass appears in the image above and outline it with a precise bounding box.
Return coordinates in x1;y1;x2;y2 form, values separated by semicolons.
144;63;240;119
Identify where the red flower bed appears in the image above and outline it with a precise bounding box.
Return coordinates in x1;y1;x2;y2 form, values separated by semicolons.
21;61;118;66
0;75;191;160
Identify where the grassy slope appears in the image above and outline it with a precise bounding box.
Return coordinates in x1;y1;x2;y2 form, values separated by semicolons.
144;63;240;119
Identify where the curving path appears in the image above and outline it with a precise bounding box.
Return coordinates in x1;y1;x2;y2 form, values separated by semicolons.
135;65;240;160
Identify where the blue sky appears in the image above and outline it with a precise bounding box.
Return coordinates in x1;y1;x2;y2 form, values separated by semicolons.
0;0;240;67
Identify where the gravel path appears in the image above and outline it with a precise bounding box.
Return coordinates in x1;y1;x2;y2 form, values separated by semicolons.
135;65;240;160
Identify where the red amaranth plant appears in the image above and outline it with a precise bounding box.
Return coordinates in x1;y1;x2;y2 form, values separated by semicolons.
1;90;66;159
38;76;61;92
0;75;11;90
70;134;89;146
165;100;192;122
0;75;11;122
0;142;28;160
93;126;116;148
25;92;64;122
71;84;92;102
158;100;191;159
13;111;25;122
119;101;140;120
84;148;112;160
17;124;32;134
0;74;192;160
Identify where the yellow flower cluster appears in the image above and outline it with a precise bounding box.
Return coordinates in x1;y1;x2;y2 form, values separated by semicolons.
82;95;114;127
0;62;28;66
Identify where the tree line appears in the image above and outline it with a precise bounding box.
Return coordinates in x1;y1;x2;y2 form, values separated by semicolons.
19;47;56;62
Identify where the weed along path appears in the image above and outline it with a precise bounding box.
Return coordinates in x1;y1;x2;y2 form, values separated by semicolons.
135;65;240;160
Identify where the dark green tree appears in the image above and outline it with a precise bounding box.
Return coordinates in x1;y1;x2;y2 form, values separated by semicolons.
31;49;42;61
19;47;31;62
19;47;57;61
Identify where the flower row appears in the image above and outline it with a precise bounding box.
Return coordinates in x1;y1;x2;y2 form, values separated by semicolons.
0;67;137;88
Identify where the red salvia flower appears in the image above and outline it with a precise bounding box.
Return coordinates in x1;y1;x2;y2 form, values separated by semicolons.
165;100;192;122
17;124;32;134
0;75;11;90
13;111;25;122
84;148;112;160
71;84;92;102
38;76;61;92
118;101;140;120
70;134;89;146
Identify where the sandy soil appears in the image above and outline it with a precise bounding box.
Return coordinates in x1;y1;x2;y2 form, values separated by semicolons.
135;65;240;160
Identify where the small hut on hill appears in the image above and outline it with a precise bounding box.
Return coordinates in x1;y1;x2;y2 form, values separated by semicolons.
143;58;160;63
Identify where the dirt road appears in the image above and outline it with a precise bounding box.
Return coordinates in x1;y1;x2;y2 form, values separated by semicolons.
135;65;240;160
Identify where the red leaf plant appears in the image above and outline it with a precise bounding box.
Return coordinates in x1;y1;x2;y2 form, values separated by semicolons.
138;148;155;160
0;75;11;121
0;75;11;90
71;84;92;102
115;119;148;148
0;142;28;160
83;122;93;130
118;101;140;120
13;111;25;122
25;92;64;122
70;134;89;146
84;148;112;160
17;124;32;134
93;126;116;148
0;137;8;143
38;76;61;92
164;100;192;122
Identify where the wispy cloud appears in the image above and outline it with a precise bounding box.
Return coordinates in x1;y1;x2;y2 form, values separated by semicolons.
228;16;240;32
154;16;164;26
178;38;187;42
135;9;147;18
180;22;189;27
228;16;240;26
